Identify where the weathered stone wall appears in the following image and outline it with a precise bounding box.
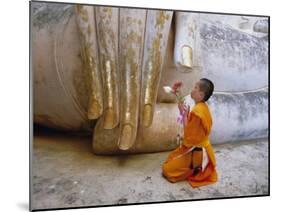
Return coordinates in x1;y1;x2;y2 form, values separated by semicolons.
32;2;268;149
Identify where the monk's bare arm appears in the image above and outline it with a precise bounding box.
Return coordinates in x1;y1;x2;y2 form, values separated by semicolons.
178;103;190;128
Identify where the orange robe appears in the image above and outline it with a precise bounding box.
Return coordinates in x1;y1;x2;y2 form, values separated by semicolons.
162;102;218;188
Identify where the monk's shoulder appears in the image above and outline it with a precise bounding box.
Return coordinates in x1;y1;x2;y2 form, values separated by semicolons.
192;102;212;119
192;102;207;113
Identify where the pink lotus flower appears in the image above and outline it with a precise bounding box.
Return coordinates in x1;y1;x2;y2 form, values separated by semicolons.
164;81;184;103
163;81;184;103
163;81;187;148
172;81;183;93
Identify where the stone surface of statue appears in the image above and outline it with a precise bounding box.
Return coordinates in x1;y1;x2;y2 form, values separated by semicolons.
32;2;268;154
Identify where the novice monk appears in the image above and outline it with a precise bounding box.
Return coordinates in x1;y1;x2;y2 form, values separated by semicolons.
162;78;218;188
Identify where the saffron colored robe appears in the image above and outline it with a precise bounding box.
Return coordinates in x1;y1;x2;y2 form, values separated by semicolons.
162;102;218;188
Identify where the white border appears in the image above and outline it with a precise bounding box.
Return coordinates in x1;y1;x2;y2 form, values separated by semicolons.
1;0;278;212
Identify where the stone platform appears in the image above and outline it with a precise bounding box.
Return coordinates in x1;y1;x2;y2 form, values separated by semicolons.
31;129;268;210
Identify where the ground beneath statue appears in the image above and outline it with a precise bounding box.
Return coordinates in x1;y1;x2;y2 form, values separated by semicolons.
31;130;268;210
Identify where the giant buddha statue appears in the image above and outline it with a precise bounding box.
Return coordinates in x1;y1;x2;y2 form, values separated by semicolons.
32;2;268;155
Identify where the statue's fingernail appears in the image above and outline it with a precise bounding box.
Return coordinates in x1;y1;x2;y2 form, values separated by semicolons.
118;124;133;150
143;104;153;127
103;108;116;129
181;46;193;68
88;100;102;120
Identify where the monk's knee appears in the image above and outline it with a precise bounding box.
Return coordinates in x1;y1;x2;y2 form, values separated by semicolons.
166;177;178;183
162;162;172;173
162;163;171;176
162;163;167;175
162;171;178;183
162;163;177;181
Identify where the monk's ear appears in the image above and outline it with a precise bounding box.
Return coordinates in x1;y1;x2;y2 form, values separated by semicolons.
199;91;205;101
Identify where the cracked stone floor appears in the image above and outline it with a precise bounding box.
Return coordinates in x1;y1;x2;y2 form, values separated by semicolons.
31;129;268;210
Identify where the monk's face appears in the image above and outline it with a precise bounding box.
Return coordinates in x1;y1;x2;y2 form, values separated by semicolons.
191;81;204;102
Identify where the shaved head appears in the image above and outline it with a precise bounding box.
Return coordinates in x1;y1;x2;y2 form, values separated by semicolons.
199;78;214;101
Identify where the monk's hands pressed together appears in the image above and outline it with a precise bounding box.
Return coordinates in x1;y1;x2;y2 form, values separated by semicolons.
178;102;189;115
178;103;190;127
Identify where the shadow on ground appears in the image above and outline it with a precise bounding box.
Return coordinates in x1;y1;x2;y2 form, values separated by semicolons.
31;128;268;210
